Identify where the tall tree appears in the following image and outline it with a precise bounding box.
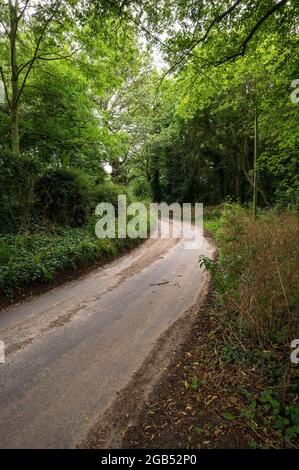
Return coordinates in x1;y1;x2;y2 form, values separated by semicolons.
0;0;78;156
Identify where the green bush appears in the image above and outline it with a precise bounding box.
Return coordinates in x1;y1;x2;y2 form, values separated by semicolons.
128;177;152;201
0;227;142;298
93;181;131;211
0;152;41;233
35;168;93;227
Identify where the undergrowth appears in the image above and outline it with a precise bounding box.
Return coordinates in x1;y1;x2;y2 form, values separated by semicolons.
202;204;299;448
0;224;141;301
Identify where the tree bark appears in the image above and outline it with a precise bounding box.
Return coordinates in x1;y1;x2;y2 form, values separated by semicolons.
253;109;258;217
9;0;20;157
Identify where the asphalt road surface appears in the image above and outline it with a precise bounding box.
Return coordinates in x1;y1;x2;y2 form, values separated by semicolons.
0;220;215;448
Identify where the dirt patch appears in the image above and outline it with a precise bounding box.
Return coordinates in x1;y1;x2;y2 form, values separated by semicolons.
6;337;33;355
83;287;264;449
41;306;84;332
81;294;211;449
117;236;178;283
122;296;252;449
80;278;214;448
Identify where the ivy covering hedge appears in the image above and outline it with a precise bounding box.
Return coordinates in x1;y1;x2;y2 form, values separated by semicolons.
0;227;141;299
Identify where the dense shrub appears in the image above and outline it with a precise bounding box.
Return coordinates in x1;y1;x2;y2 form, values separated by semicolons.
0;227;141;299
129;177;152;201
35;168;93;227
0;153;41;233
93;181;132;212
0;161;145;299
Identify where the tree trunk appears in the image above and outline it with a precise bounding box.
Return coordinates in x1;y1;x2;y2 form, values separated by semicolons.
11;95;20;157
9;0;20;157
253;109;258;218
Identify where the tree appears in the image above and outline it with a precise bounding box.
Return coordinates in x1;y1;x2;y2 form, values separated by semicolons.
126;25;298;206
0;0;80;156
117;0;297;73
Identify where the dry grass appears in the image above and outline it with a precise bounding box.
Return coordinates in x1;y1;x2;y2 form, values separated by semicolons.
217;207;299;346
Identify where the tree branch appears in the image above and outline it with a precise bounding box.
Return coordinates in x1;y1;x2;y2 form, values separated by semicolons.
16;0;62;104
214;0;288;66
17;0;30;21
18;47;81;75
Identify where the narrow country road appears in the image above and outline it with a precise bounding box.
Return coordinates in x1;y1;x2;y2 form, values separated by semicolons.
0;220;215;448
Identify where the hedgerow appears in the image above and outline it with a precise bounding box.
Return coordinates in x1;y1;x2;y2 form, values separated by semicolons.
0;227;140;299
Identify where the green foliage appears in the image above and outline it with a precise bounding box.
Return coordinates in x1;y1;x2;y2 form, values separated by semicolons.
0;153;41;232
222;411;237;421
94;181;130;210
190;376;199;391
21;60;107;172
126;15;299;206
129;177;152;201
201;204;299;447
240;389;299;442
35;168;93;227
0;226;141;299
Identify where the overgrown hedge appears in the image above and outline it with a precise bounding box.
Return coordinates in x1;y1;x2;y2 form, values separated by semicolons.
0;156;140;301
0;156;132;233
0;227;141;299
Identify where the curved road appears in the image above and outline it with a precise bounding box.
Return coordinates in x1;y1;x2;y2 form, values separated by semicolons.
0;221;215;448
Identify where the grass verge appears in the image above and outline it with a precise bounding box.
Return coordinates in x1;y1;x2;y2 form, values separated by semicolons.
0;223;143;306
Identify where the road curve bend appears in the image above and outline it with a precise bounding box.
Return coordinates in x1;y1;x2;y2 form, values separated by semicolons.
0;220;215;448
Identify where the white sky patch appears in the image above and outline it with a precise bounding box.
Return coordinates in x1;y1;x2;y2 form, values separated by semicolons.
0;80;5;105
152;44;168;70
103;162;113;174
152;31;169;70
138;32;168;71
